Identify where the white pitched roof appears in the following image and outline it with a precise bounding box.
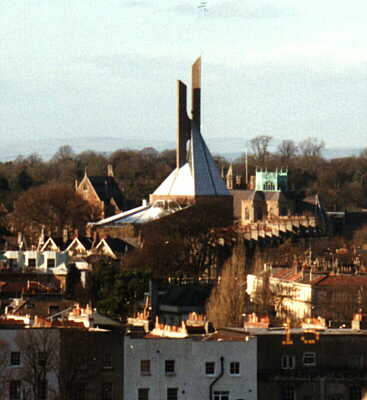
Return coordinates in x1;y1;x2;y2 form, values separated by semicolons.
154;124;229;197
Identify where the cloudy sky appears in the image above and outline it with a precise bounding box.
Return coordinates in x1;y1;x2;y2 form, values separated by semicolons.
1;0;367;159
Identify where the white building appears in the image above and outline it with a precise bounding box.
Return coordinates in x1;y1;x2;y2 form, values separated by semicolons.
124;329;257;400
0;328;60;400
3;250;68;275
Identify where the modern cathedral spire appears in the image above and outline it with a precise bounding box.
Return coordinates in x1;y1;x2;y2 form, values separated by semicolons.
89;58;233;229
151;58;232;213
176;57;201;169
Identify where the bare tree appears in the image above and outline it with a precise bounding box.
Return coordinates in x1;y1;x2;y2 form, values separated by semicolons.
15;329;59;400
249;135;272;166
12;182;97;241
298;137;324;158
277;139;298;163
206;243;247;328
0;339;11;400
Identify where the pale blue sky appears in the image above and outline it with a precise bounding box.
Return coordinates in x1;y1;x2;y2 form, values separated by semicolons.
1;0;367;158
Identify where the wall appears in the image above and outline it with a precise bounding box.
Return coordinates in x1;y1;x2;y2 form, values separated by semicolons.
124;335;257;400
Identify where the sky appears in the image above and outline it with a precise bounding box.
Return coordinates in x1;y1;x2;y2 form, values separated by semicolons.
1;0;367;159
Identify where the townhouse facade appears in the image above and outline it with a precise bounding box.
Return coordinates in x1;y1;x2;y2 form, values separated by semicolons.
124;328;257;400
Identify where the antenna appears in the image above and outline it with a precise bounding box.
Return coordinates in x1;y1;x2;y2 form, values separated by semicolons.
245;149;248;186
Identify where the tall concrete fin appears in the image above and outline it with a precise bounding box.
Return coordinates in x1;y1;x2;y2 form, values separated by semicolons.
177;80;190;169
191;57;201;129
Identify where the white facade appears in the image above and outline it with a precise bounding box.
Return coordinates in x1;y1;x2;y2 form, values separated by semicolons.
3;250;68;275
0;328;59;400
124;335;257;400
247;273;313;319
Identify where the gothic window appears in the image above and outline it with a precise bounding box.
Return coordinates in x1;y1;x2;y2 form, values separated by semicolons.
281;385;295;400
281;355;295;369
264;181;275;191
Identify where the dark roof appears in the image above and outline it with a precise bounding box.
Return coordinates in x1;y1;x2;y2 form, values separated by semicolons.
160;285;212;308
104;237;129;254
89;176;124;210
313;275;367;287
68;236;93;251
43;237;72;251
8;298;75;318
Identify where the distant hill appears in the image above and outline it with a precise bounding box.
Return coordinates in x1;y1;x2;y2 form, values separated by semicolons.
0;136;361;162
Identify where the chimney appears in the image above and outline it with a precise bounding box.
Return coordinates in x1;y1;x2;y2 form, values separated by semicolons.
75;179;78;190
149;279;159;323
62;228;68;244
226;164;233;190
107;164;114;177
249;175;256;190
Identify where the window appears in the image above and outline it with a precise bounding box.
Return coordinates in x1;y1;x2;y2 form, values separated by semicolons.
350;386;362;400
349;354;363;369
37;378;47;400
281;355;295;370
213;391;229;400
47;258;55;268
28;258;36;267
205;361;215;375
230;361;240;375
103;353;112;369
140;360;151;375
38;351;47;366
10;352;20;366
138;388;149;400
73;383;86;400
102;383;113;400
303;352;316;366
165;360;175;375
167;388;178;400
281;385;295;400
83;184;88;191
48;305;60;315
9;380;21;400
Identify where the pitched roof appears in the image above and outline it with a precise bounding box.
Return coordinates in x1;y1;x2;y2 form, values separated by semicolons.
312;275;367;287
65;236;93;252
153;124;229;197
88;176;124;210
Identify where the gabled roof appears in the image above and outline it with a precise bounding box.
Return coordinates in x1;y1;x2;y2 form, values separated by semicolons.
65;237;93;252
95;237;131;257
40;237;71;252
87;176;125;210
153;124;229;197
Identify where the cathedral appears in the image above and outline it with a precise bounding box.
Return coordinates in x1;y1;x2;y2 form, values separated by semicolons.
88;58;233;238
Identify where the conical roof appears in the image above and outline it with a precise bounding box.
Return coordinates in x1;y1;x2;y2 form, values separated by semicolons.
153;124;229;197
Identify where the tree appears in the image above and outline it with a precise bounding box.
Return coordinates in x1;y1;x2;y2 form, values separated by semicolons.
206;243;247;328
125;203;234;281
90;257;149;320
16;169;33;191
16;329;59;399
277;140;298;163
249;135;272;166
298;137;324;158
51;145;75;162
0;339;11;400
12;182;97;241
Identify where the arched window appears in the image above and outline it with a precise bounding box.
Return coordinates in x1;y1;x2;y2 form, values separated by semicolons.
264;181;275;191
